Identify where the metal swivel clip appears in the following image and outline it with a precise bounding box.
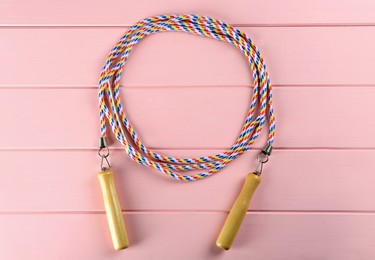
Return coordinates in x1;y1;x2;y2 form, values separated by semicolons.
254;143;273;176
98;137;111;171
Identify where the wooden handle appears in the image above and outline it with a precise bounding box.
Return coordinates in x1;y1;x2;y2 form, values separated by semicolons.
98;170;129;250
216;173;261;250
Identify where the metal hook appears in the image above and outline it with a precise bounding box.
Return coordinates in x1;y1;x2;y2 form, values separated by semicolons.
101;156;111;171
98;147;110;158
254;150;270;176
98;137;111;171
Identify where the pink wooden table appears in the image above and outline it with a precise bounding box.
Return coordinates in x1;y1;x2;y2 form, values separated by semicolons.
1;1;375;259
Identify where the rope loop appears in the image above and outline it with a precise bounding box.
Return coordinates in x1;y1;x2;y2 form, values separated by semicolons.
98;14;276;181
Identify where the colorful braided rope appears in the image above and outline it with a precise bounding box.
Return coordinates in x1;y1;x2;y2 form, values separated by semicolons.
98;14;276;181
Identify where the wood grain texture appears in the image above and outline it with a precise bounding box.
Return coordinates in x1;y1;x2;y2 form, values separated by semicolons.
1;150;375;212
1;27;375;86
1;213;374;259
0;87;374;149
1;0;375;25
98;170;129;250
216;173;261;250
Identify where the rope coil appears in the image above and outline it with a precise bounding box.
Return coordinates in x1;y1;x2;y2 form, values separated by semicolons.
98;14;276;181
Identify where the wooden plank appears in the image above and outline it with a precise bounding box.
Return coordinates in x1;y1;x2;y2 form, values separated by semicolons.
1;27;375;86
0;212;374;259
1;0;375;26
1;149;375;211
0;87;374;149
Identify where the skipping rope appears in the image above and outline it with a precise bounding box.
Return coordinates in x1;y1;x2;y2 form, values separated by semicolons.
96;14;276;251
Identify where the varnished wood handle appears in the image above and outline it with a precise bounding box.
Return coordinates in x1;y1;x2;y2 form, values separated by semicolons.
98;170;129;250
216;173;261;250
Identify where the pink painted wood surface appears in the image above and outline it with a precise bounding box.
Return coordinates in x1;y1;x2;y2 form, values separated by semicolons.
1;0;375;25
1;213;375;259
0;87;374;149
1;1;375;258
1;150;375;212
1;27;375;86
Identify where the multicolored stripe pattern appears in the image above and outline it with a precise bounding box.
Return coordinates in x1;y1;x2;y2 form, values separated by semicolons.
98;14;276;181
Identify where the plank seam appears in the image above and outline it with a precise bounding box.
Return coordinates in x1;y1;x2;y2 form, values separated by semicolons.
1;84;375;89
2;23;375;28
2;210;375;215
1;147;375;151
